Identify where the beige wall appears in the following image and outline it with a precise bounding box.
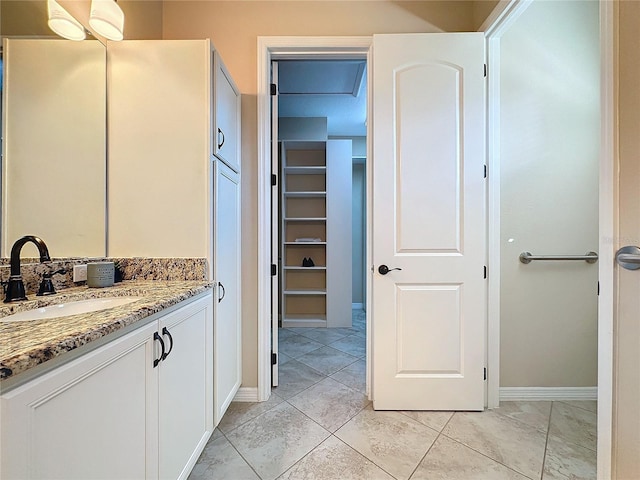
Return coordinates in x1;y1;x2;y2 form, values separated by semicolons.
499;0;600;387
614;0;640;477
1;0;52;37
119;0;164;40
163;1;476;93
472;0;500;29
162;0;478;388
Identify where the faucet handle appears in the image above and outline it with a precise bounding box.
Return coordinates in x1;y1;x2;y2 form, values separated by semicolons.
37;276;56;296
36;269;66;297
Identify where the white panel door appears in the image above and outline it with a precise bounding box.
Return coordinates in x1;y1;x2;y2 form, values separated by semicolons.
213;160;242;424
372;33;486;410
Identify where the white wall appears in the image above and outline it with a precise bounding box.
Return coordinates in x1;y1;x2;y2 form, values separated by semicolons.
499;0;600;387
352;163;366;306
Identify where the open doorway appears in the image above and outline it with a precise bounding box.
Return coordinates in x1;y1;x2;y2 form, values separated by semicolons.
271;59;368;396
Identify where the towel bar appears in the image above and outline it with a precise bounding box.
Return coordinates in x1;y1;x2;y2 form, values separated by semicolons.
519;251;598;264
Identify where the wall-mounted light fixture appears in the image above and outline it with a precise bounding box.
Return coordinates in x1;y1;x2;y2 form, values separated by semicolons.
89;0;125;41
47;0;86;41
47;0;125;42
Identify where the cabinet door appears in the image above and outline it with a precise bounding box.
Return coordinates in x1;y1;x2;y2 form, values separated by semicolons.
213;160;242;424
108;40;211;258
0;322;159;480
213;51;241;173
158;294;213;480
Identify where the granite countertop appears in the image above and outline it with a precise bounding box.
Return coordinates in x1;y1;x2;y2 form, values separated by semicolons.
0;280;213;383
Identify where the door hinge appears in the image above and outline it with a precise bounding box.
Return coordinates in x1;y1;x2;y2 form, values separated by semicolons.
484;63;487;77
271;264;277;276
484;367;487;381
271;352;277;365
271;174;277;186
484;266;487;279
270;83;277;95
484;164;487;178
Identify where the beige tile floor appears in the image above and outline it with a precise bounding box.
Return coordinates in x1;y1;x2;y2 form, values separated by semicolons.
190;311;597;480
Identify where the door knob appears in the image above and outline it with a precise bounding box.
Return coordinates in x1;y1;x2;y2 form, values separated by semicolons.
378;265;402;275
616;246;640;271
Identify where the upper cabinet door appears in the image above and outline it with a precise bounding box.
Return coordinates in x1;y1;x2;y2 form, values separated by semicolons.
213;51;241;172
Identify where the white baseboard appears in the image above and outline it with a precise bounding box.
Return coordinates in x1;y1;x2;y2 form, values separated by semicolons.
233;387;260;402
499;386;597;401
352;303;364;309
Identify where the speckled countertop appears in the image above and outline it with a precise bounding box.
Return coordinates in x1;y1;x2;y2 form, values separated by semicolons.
0;280;213;383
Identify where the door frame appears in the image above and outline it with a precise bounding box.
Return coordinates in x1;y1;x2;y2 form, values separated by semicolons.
256;36;373;402
482;0;615;476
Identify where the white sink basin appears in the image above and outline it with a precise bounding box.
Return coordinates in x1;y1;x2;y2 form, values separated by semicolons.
1;297;142;322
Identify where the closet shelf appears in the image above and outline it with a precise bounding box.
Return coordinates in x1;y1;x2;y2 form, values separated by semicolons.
284;166;326;175
283;266;327;270
284;191;327;198
284;241;326;246
283;289;327;295
280;138;352;329
282;315;327;328
284;217;327;222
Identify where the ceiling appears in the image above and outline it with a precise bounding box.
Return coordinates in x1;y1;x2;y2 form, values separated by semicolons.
277;60;367;137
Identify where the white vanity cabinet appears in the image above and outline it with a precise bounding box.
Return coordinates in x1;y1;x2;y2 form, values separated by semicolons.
157;294;214;479
0;292;213;480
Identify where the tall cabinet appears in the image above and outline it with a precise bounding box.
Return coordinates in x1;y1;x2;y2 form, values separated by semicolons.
107;40;241;425
280;139;352;328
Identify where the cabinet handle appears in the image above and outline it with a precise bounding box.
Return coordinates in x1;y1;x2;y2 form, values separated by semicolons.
217;128;225;149
153;332;165;368
218;282;226;303
161;327;174;360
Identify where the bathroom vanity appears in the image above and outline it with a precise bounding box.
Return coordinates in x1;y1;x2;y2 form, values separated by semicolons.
0;281;214;480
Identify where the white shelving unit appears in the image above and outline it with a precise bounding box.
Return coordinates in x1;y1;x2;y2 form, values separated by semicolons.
280;139;352;328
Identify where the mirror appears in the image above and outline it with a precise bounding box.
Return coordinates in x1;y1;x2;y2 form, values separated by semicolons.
1;0;107;258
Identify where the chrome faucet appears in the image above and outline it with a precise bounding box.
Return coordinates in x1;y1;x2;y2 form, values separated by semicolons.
3;235;52;303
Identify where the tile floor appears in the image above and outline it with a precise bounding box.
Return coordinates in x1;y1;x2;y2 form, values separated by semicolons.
190;311;597;480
